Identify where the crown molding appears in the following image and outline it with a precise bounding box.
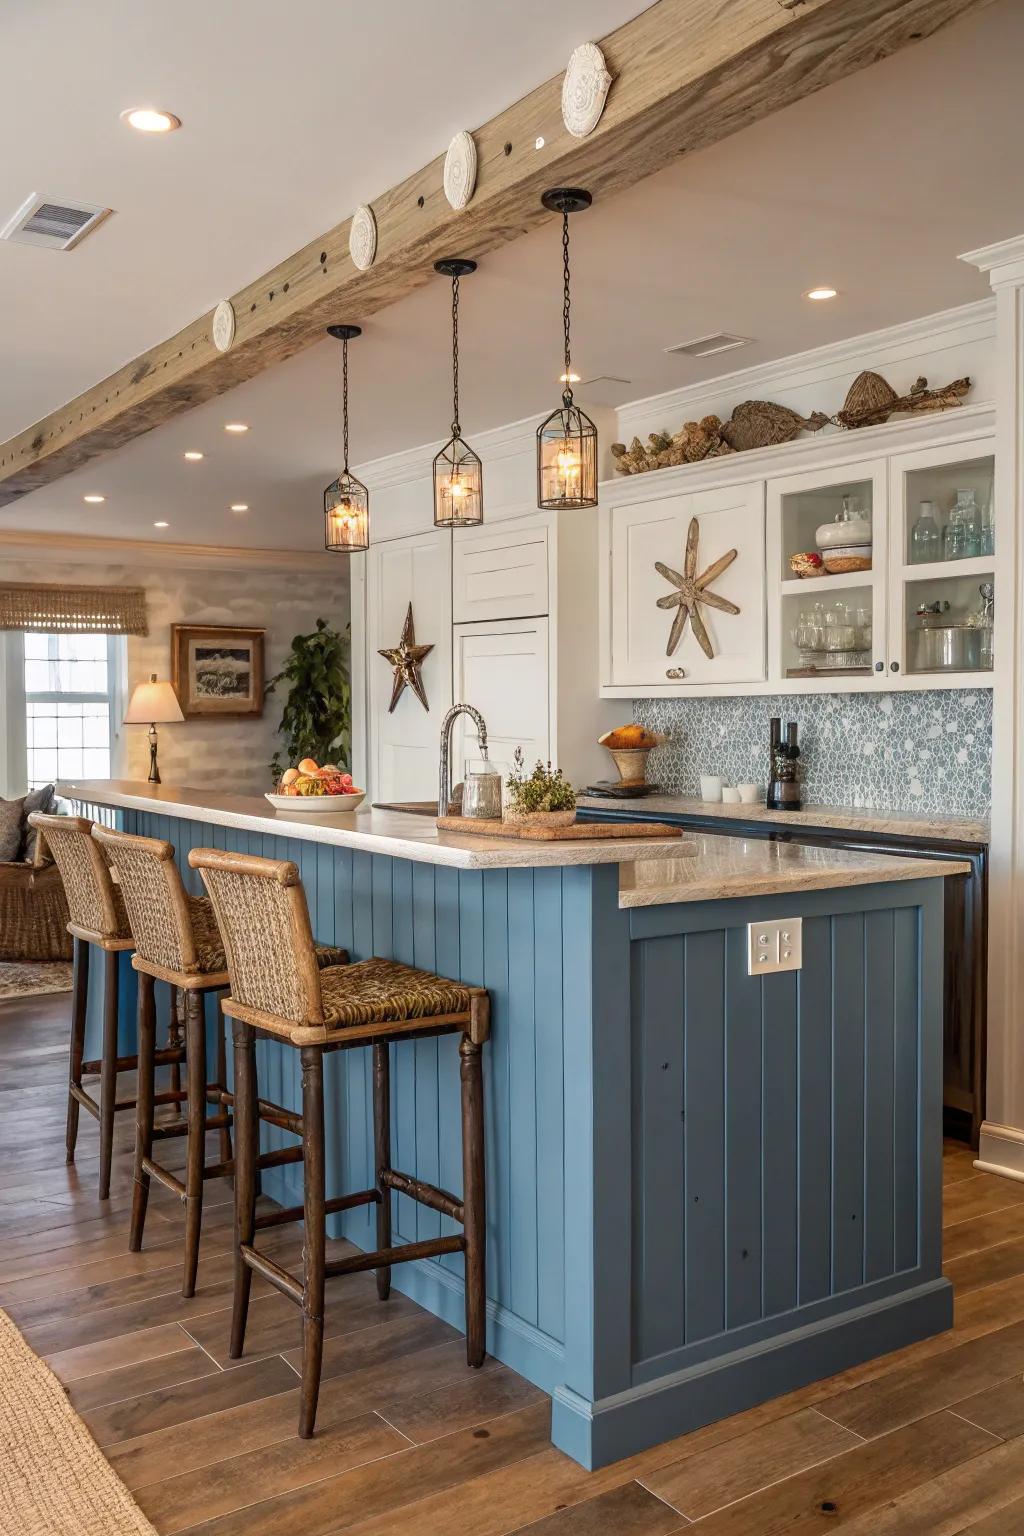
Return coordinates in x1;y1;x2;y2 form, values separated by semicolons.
616;299;996;441
960;235;1024;288
0;529;342;573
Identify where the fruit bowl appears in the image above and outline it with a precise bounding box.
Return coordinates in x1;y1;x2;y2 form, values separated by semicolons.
265;790;365;814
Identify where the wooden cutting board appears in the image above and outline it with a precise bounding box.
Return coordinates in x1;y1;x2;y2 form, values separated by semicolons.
435;815;684;842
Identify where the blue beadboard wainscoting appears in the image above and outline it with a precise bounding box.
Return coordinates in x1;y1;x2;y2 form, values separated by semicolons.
77;802;950;1470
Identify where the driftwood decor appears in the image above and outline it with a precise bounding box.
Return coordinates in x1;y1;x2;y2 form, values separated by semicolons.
834;371;971;429
656;516;739;660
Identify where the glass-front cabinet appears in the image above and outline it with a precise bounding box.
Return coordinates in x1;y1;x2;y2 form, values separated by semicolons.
887;440;995;684
766;435;995;692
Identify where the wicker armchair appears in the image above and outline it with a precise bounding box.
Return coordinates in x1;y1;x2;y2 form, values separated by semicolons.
0;837;72;963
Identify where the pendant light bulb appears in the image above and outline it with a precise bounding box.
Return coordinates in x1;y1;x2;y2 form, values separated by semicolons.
433;258;483;530
323;324;369;552
537;188;598;511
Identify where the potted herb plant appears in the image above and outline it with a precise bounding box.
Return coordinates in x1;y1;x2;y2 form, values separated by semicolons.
504;747;577;830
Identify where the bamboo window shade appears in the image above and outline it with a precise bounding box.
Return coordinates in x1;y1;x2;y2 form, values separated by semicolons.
0;582;148;635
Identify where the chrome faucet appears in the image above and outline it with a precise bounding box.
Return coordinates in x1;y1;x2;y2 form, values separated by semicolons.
439;703;488;817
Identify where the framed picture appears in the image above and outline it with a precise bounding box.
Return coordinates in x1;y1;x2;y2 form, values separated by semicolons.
170;624;265;718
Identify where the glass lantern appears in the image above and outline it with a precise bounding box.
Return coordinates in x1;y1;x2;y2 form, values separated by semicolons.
433;436;483;528
324;471;369;552
537;401;598;510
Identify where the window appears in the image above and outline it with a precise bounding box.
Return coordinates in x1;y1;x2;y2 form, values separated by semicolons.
0;631;123;795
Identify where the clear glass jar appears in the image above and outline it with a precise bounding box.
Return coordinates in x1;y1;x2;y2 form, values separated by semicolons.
910;501;941;564
462;758;503;820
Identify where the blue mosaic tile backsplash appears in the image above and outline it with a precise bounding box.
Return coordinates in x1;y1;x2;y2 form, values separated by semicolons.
633;690;992;817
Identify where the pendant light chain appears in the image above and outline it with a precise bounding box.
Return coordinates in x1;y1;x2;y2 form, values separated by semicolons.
341;335;350;472
451;273;461;439
561;211;573;407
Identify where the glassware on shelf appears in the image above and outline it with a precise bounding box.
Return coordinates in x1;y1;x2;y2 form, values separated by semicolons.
971;582;995;670
980;492;995;558
910;501;942;564
944;489;981;560
790;598;871;671
461;757;503;820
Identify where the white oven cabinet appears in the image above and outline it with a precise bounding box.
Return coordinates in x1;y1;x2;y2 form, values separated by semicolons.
452;521;548;623
451;617;550;782
365;530;453;804
600;480;766;695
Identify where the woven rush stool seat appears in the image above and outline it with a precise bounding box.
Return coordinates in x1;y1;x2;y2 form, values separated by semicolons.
28;812;169;1201
93;825;349;1299
190;845;490;1440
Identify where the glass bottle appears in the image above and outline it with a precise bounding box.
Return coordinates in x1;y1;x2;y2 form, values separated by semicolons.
944;495;967;561
957;489;982;558
980;491;995;558
766;717;782;810
976;583;994;671
910;501;941;564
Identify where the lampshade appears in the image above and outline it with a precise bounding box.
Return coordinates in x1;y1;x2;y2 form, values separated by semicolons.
124;674;184;724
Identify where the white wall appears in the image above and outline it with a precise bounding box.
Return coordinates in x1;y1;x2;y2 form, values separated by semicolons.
1;553;349;793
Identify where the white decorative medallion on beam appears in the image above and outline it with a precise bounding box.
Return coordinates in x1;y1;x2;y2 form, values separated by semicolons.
561;42;612;139
349;205;377;270
212;300;236;353
444;131;477;210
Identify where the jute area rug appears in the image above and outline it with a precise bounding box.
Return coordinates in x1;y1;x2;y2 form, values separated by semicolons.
0;1309;157;1536
0;960;73;1000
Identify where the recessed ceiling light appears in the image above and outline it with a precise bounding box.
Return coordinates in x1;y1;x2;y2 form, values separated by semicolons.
121;107;181;134
153;520;169;528
83;493;105;503
224;422;249;434
183;450;204;461
805;286;838;301
230;503;249;512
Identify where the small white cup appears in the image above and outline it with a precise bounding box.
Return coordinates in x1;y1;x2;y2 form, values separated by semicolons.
699;774;723;803
738;783;760;803
721;786;740;803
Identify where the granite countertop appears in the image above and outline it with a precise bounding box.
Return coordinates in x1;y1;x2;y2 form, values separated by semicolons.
619;834;972;907
580;793;989;845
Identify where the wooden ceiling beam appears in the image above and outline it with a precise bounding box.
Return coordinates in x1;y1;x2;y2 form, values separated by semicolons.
0;0;988;506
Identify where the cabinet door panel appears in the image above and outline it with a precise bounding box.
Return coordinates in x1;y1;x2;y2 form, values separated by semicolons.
452;618;550;781
453;523;549;623
609;482;765;687
368;532;452;802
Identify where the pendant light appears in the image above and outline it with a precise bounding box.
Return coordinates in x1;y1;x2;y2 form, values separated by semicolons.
537;188;598;510
323;324;369;552
433;258;483;528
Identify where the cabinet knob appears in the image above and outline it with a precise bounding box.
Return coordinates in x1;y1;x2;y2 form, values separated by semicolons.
890;661;900;673
874;661;883;673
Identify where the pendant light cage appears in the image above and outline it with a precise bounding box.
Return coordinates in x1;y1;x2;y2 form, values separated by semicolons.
537;189;598;511
324;324;369;552
433;258;483;529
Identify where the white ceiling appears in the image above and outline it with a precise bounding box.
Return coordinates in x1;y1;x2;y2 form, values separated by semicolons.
3;0;1023;553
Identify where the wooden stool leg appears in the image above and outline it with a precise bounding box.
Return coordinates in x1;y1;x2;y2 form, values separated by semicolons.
230;1021;258;1359
168;984;183;1118
65;936;89;1164
460;1034;486;1368
130;972;156;1252
98;949;119;1201
215;998;233;1167
373;1042;392;1301
183;990;207;1298
299;1046;326;1439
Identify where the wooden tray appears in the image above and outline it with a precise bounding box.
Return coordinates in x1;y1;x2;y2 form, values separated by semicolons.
436;815;683;842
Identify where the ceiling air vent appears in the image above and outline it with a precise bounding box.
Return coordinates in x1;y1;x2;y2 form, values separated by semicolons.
1;192;112;251
665;332;753;359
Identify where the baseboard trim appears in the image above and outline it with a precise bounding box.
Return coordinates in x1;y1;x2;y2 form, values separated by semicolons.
551;1278;953;1471
975;1121;1024;1183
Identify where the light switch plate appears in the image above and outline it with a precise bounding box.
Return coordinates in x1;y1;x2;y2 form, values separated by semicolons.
747;917;803;975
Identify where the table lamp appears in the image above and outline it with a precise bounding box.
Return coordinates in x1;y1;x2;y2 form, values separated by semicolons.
124;673;184;784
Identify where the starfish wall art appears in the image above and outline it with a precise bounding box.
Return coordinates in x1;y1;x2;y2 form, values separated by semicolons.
655;516;740;660
378;602;434;713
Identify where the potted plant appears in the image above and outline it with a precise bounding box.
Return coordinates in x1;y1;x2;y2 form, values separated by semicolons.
266;619;351;786
505;747;577;829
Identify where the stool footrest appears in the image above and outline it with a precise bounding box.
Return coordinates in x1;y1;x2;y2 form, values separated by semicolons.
381;1168;464;1223
82;1048;182;1076
141;1157;185;1199
257;1098;303;1137
324;1234;465;1279
241;1244;303;1305
70;1082;99;1121
253;1186;378;1232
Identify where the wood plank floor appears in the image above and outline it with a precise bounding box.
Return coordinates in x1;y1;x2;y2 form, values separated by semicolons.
5;995;1024;1534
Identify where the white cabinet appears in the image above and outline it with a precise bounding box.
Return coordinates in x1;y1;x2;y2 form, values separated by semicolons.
452;617;550;781
601;480;766;694
366;531;452;803
452;521;549;622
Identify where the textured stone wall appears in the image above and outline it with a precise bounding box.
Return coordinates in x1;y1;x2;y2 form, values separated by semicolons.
5;557;349;793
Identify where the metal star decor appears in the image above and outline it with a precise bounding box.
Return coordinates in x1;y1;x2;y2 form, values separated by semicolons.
655;516;740;660
378;602;434;713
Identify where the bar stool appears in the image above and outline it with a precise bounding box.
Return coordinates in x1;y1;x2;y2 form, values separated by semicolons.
190;846;489;1439
27;811;179;1200
93;825;349;1298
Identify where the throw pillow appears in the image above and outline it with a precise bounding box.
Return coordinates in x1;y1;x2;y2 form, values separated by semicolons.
19;784;55;863
0;797;23;862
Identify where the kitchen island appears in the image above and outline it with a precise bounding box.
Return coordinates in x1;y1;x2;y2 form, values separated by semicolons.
60;780;968;1470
